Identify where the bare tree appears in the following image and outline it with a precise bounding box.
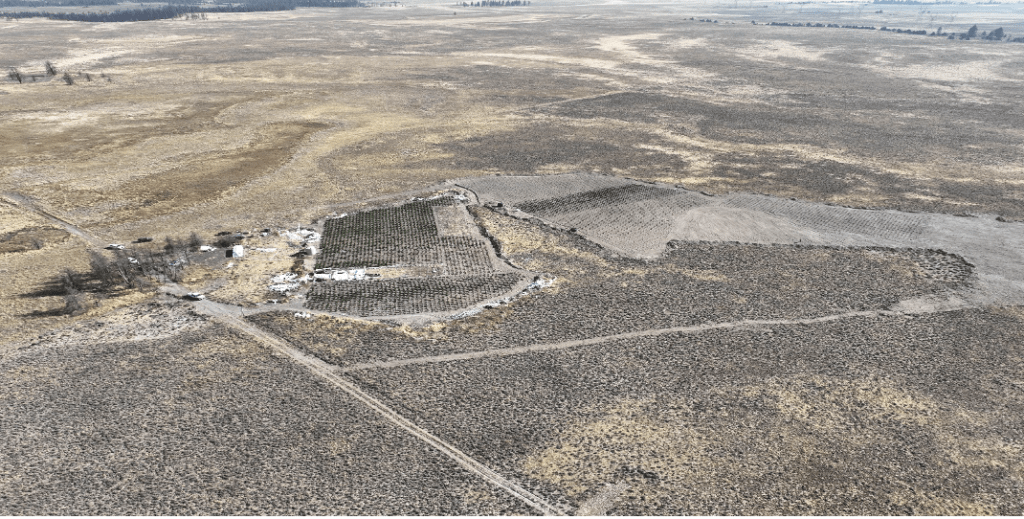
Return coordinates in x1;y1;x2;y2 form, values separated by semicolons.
89;250;118;289
61;291;88;316
187;232;203;249
62;72;74;85
7;68;23;84
59;268;84;293
45;61;57;76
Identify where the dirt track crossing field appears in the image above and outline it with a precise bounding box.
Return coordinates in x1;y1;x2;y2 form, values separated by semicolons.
5;168;1024;514
191;300;568;516
1;186;561;515
4;2;1024;511
348;308;1024;515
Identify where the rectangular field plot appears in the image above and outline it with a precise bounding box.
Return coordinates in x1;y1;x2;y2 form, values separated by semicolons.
433;205;475;237
317;199;444;269
317;196;495;273
350;309;1024;515
305;272;526;316
509;184;711;258
0;312;533;516
516;184;681;215
538;200;678;258
457;174;635;206
719;194;933;244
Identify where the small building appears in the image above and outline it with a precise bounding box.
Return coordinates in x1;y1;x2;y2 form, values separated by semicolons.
225;245;245;258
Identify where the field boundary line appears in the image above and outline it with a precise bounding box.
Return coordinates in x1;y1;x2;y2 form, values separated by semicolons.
340;309;921;372
200;304;566;517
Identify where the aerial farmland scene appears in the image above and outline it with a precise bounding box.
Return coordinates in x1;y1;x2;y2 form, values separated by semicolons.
2;0;1024;514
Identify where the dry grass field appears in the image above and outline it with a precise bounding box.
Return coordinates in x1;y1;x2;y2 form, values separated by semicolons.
3;0;1024;514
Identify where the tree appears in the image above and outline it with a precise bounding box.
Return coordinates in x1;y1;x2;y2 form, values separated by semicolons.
62;72;74;85
61;291;88;315
7;68;22;83
44;60;57;76
59;268;84;293
187;232;203;249
988;27;1004;40
967;24;978;38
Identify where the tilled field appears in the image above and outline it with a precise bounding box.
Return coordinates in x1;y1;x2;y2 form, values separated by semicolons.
306;272;526;316
458;174;637;207
349;307;1024;515
252;211;968;368
0;312;534;515
516;184;682;215
464;174;1024;306
309;195;528;317
317;196;483;270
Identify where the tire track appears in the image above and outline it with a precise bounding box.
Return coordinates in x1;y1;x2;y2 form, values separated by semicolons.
8;190;567;516
1;192;105;247
195;301;567;516
339;305;967;373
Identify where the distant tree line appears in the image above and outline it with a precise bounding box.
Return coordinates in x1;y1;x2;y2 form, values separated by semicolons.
2;0;361;22
0;0;119;5
754;19;1024;43
460;0;529;6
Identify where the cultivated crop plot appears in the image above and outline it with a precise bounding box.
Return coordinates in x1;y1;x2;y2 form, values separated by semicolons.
516;184;694;215
310;195;528;316
468;173;1024;308
458;173;638;207
317;198;455;270
306;272;524;316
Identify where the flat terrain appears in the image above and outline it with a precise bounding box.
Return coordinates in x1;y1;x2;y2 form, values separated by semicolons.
2;0;1024;514
0;302;531;515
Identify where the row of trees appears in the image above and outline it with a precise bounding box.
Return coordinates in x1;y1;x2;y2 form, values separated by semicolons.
52;235;204;316
7;61;110;85
951;24;1020;41
758;19;1023;43
2;0;361;23
0;0;118;5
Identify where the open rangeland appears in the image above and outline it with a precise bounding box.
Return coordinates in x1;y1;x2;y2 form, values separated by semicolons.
2;0;1024;514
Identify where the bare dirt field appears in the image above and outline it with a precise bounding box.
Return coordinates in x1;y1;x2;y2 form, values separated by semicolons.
2;0;1024;514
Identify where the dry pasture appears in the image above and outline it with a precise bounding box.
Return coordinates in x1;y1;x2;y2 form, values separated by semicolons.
2;0;1024;514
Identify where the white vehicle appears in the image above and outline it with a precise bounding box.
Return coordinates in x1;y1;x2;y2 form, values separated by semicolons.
183;293;206;301
105;244;125;250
